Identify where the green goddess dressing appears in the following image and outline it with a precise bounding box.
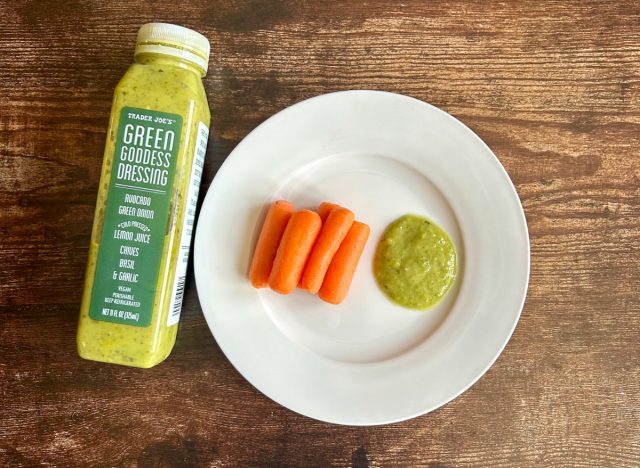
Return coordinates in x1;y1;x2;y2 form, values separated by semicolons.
77;23;211;367
374;215;457;310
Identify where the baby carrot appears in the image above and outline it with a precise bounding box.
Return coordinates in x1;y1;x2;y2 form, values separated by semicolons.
299;207;354;293
317;202;341;223
318;221;370;305
249;200;294;288
269;210;322;294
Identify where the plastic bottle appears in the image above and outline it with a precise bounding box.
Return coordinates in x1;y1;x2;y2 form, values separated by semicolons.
77;23;210;367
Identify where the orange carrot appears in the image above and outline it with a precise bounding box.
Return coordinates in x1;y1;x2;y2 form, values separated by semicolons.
299;207;354;293
317;202;341;223
269;210;322;294
318;221;370;304
249;200;294;288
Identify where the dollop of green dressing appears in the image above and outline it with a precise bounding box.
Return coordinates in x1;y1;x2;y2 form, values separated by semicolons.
374;214;457;310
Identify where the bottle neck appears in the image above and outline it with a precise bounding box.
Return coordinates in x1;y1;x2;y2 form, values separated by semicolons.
135;52;206;78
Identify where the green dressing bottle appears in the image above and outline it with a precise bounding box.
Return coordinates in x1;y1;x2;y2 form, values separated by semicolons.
77;23;211;367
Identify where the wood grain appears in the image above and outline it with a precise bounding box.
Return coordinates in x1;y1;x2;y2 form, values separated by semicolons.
1;0;639;466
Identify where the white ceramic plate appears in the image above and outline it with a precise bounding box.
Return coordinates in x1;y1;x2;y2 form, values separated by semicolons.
194;91;529;425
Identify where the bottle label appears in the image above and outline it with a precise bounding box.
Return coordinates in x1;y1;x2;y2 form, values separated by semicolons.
89;107;182;327
167;122;209;326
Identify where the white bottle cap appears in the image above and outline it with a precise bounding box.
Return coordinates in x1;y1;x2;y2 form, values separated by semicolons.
135;23;210;74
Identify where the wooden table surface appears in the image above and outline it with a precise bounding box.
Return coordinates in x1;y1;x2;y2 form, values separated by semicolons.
1;1;639;466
